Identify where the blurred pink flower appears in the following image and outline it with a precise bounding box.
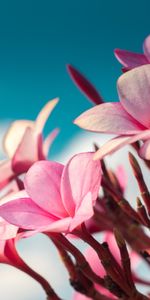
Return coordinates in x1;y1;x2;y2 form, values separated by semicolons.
0;99;59;191
74;65;150;160
114;35;150;71
0;208;22;268
0;153;102;233
0;218;26;273
0;190;23;240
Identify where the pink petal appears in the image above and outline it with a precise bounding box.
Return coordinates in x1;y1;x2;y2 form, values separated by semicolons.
35;98;59;133
143;35;150;61
130;251;141;270
0;160;15;189
73;293;89;300
84;246;105;277
0;240;8;262
83;245;116;298
67;64;103;105
139;139;150;160
40;217;72;233
94;136;130;160
37;134;45;160
25;160;67;218
122;67;130;73
0;198;54;229
3;179;21;195
0;190;28;205
0;217;18;240
118;65;150;128
69;192;94;231
16;217;72;235
94;130;150;160
3;120;34;158
104;232;120;263
17;229;38;239
74;103;143;134
3;239;20;266
43;128;60;158
12;127;40;174
73;243;116;300
114;49;148;69
105;232;141;271
61;153;101;216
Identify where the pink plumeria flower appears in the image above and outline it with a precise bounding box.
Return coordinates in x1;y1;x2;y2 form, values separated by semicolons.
74;65;150;160
0;99;59;191
0;153;102;233
115;35;150;71
67;64;103;105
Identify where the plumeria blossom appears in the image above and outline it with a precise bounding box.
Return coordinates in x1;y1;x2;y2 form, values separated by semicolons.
0;153;102;233
74;65;150;160
73;232;147;300
115;35;150;71
0;98;59;191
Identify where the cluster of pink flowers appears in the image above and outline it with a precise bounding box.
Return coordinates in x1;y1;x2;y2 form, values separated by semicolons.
0;36;149;300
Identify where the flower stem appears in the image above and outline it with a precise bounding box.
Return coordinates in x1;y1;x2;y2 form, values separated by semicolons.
74;224;131;297
45;232;105;288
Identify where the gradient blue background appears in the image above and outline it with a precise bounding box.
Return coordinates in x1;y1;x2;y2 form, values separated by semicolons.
0;0;150;157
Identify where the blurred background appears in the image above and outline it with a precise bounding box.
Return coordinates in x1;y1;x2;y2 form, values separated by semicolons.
0;0;150;157
0;0;150;299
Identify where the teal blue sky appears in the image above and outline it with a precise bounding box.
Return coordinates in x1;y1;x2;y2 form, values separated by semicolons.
0;0;150;156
